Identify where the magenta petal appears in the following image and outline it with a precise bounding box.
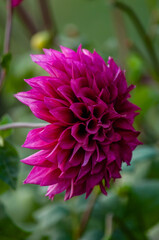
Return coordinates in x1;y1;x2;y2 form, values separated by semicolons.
60;46;79;60
21;150;52;167
50;107;76;125
57;85;76;104
93;127;106;142
40;169;61;186
92;104;105;119
30;101;55;123
71;123;88;143
114;69;127;95
96;145;106;162
15;90;43;106
46;181;70;200
107;150;116;165
93;51;106;71
22;128;54;150
69;183;86;198
57;149;72;171
44;97;69;109
107;57;119;75
46;144;60;163
82;151;92;166
24;166;50;185
76;163;91;182
70;103;90;120
99;182;107;195
86;172;104;193
71;77;89;95
58;128;76;149
25;77;55;97
86;118;98;134
12;0;23;7
64;179;74;200
114;118;135;131
91;162;104;174
77;87;96;104
68;145;85;167
40;124;64;143
59;167;79;179
100;114;111;129
99;88;110;104
83;135;96;151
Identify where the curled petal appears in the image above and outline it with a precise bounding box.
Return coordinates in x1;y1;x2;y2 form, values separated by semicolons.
86;118;98;134
40;169;61;186
50;107;76;125
24;166;50;185
22;128;55;150
21;150;53;167
71;123;88;143
40;124;64;143
70;103;90;120
58;127;76;149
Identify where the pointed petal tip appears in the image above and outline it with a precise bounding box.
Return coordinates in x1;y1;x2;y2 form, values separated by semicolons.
23;179;28;184
14;93;19;99
30;54;35;61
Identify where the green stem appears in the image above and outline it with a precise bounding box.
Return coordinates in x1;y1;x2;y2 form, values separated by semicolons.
111;6;128;67
16;5;38;35
0;122;46;130
39;0;55;31
76;191;100;239
113;1;159;75
114;216;137;240
0;0;13;90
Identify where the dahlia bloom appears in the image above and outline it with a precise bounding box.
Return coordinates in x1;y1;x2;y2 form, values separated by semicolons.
12;0;23;8
15;45;141;200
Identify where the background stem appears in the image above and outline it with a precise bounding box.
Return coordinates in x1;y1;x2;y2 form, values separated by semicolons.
39;0;54;31
111;7;128;67
0;0;13;90
76;191;99;239
0;122;46;130
113;1;159;75
16;5;37;35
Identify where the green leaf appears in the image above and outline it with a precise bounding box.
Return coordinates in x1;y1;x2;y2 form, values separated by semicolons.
122;146;158;172
0;201;30;240
0;114;12;139
1;52;12;70
80;229;103;240
127;180;159;230
132;145;158;163
34;203;70;228
127;54;144;83
31;203;72;240
0;180;10;195
131;85;159;120
146;159;159;179
146;0;157;9
0;140;19;189
148;222;159;240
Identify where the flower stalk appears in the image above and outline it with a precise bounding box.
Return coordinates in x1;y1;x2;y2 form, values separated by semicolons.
113;1;159;76
0;122;46;131
39;0;56;32
0;0;13;89
16;4;37;35
76;191;100;239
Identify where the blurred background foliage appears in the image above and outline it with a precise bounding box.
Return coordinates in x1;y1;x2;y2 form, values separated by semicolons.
1;0;159;239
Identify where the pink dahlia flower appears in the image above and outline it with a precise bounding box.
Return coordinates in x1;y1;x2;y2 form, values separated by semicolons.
15;45;141;200
12;0;23;8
